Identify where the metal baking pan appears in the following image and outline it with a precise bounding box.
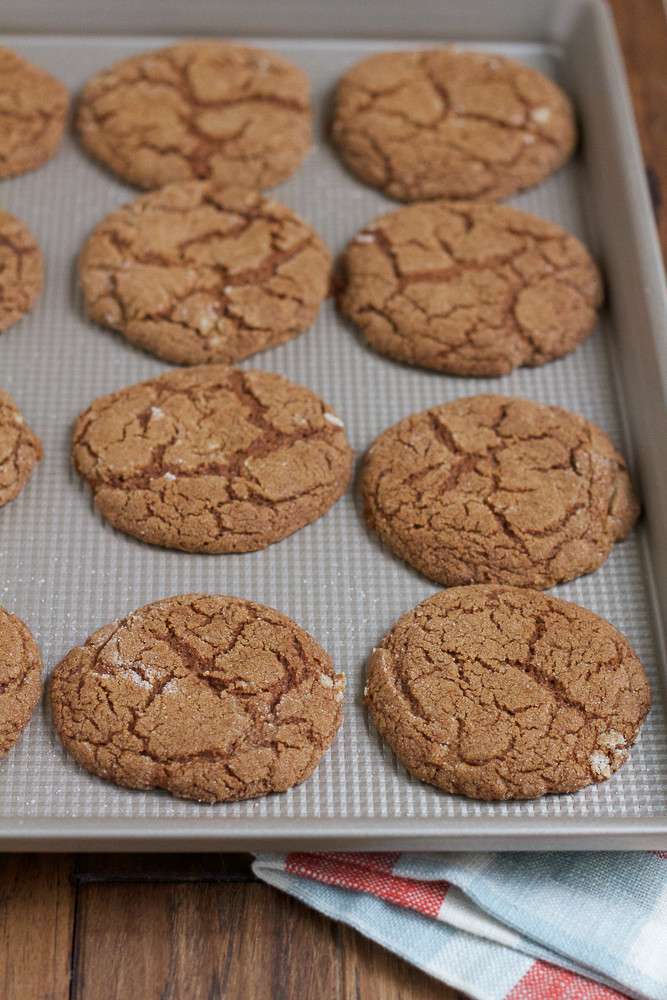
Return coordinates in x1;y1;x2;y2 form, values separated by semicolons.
0;0;666;850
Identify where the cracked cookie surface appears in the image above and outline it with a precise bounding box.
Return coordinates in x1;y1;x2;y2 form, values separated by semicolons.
0;208;43;333
338;201;602;376
50;593;345;802
0;605;43;757
0;389;42;507
79;183;332;366
72;364;353;553
365;585;651;800
331;48;576;202
0;46;69;180
361;394;639;589
76;40;312;190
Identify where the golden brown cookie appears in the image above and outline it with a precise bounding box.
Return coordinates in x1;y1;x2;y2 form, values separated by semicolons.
50;593;345;802
76;41;312;191
0;605;43;758
338;201;602;376
0;389;42;507
78;183;331;366
331;48;576;202
361;395;639;589
72;364;353;553
0;209;43;334
0;46;69;179
365;585;651;800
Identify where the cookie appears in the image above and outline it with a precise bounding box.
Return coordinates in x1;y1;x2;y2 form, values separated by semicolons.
0;389;42;507
78;183;331;366
331;48;576;202
365;585;651;800
361;394;639;589
0;605;43;758
0;46;69;180
0;208;43;333
50;593;345;802
338;201;602;376
76;40;312;191
72;364;353;553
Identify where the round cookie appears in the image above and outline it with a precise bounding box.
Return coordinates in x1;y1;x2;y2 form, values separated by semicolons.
338;201;602;376
50;594;345;802
361;394;639;589
331;48;576;202
78;183;332;366
365;585;652;800
72;364;353;553
76;40;312;191
0;208;43;333
0;46;69;180
0;389;42;507
0;605;43;758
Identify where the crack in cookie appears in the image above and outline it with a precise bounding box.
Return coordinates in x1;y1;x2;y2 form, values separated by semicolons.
79;183;331;366
50;594;345;802
338;201;602;376
365;585;651;799
0;209;43;334
72;364;353;553
0;46;69;180
331;48;576;202
361;395;639;589
76;41;312;190
0;389;42;507
0;605;43;757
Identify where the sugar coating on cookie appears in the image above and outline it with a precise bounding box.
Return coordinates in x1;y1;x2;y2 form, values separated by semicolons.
365;585;651;800
361;394;639;589
0;389;42;507
0;605;43;757
0;209;43;334
50;594;345;802
72;364;353;553
0;46;69;180
338;201;602;376
79;183;331;366
76;41;312;190
331;48;576;202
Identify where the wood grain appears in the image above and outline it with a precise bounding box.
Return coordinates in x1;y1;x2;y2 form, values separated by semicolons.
68;859;463;1000
71;878;340;1000
0;855;74;1000
607;0;667;264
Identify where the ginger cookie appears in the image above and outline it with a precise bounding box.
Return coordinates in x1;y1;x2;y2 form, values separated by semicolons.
78;183;331;366
0;389;42;507
0;46;69;180
76;40;312;191
365;585;651;800
50;593;345;802
72;364;353;553
0;605;43;758
331;48;576;202
361;395;639;589
0;208;43;333
338;201;602;376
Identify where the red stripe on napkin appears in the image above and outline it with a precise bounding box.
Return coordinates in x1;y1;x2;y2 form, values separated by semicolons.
506;961;631;1000
285;851;450;917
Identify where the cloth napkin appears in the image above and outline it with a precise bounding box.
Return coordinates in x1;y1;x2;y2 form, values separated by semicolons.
252;850;667;1000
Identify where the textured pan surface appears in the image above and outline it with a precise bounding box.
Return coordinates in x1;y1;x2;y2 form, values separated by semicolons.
0;28;665;848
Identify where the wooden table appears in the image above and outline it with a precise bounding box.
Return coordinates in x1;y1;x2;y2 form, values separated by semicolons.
1;2;665;997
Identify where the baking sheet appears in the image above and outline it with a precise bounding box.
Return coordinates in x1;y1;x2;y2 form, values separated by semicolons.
0;15;666;849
